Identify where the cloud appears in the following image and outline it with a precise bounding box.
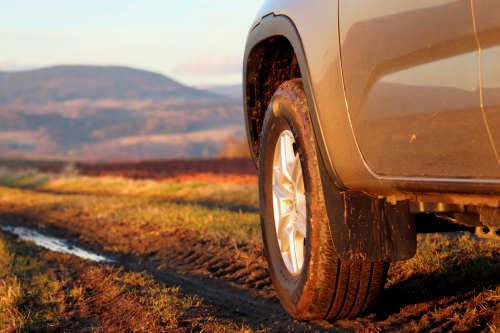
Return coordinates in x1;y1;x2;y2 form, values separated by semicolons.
171;54;242;76
0;61;39;72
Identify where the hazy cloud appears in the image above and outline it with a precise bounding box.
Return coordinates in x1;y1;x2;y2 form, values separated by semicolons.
171;54;242;76
0;61;39;72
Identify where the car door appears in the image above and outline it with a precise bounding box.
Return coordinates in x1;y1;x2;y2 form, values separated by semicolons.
474;0;500;163
339;0;500;179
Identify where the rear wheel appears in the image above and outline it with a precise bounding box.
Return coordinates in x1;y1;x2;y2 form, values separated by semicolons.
258;79;389;321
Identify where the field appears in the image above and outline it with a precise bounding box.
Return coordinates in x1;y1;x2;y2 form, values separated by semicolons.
1;160;500;332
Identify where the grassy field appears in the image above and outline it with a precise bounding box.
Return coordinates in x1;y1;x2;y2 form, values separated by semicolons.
0;230;270;332
0;167;260;245
1;166;500;331
0;232;209;332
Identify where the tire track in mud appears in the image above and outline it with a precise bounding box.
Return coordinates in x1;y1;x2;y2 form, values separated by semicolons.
116;231;364;332
0;213;362;332
2;212;499;332
123;258;287;320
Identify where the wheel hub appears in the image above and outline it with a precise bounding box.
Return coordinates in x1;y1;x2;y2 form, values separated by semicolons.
272;130;306;276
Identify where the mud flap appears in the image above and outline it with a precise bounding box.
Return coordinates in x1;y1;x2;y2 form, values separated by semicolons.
316;147;417;262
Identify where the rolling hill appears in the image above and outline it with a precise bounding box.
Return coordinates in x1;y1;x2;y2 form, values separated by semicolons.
0;66;245;161
0;66;218;105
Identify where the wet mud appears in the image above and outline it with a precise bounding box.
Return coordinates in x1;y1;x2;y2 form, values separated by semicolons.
1;212;499;332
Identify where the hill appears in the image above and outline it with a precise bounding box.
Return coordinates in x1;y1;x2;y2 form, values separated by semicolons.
198;84;243;100
0;66;245;160
0;66;218;105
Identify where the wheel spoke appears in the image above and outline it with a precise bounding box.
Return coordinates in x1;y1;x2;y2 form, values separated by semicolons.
297;190;306;222
273;167;282;185
272;184;293;235
280;135;294;183
273;174;294;199
294;234;305;271
287;226;300;274
295;214;307;238
291;152;302;187
278;211;295;239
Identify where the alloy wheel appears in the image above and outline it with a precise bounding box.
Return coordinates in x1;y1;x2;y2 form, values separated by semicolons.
272;130;307;276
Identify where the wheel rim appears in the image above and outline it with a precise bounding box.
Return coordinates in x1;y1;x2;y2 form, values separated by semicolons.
272;130;306;276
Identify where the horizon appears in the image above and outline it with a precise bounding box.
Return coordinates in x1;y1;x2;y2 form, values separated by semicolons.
0;64;243;89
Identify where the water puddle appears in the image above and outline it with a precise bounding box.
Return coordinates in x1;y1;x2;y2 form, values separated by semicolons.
1;225;112;262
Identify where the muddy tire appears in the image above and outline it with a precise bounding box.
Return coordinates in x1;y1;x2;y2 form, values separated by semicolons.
258;79;389;321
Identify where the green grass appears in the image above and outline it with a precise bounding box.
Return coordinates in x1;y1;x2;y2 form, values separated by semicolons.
387;231;500;318
390;232;500;283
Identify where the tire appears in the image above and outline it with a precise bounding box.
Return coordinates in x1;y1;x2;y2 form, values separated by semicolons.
258;79;389;321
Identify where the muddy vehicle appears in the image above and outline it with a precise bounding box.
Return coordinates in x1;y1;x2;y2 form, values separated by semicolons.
243;0;500;321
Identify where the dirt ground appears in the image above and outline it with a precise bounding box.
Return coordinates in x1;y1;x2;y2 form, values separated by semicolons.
2;210;499;332
0;163;500;332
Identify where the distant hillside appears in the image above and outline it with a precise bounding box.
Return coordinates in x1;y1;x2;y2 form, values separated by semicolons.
0;66;218;105
0;66;246;161
198;84;243;100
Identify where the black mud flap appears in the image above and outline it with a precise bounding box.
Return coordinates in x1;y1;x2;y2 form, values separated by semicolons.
317;150;417;262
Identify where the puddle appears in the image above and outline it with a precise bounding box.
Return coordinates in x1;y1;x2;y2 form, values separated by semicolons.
1;225;111;262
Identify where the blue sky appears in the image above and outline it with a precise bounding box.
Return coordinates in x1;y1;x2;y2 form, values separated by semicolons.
0;0;264;86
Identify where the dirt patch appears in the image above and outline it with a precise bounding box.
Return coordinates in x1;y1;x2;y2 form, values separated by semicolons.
2;212;500;332
0;231;272;333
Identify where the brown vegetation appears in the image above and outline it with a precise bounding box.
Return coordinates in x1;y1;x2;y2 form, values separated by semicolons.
3;157;258;185
0;231;266;332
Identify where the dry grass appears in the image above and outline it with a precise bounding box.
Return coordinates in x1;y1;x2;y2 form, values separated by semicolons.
0;185;260;247
0;167;260;246
0;166;258;209
0;233;267;332
2;166;500;330
384;232;500;330
0;233;190;332
389;232;500;289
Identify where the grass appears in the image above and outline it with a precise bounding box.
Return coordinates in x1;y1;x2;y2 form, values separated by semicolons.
389;232;500;290
2;166;500;330
0;166;259;209
0;233;190;332
0;185;260;248
0;233;266;332
386;232;500;329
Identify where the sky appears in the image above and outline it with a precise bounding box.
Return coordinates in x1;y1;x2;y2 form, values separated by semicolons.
0;0;264;86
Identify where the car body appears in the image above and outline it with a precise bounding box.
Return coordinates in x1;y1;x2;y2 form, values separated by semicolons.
244;0;500;320
244;0;500;238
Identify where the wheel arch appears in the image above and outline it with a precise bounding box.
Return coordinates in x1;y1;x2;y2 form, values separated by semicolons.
243;16;299;168
243;15;343;190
